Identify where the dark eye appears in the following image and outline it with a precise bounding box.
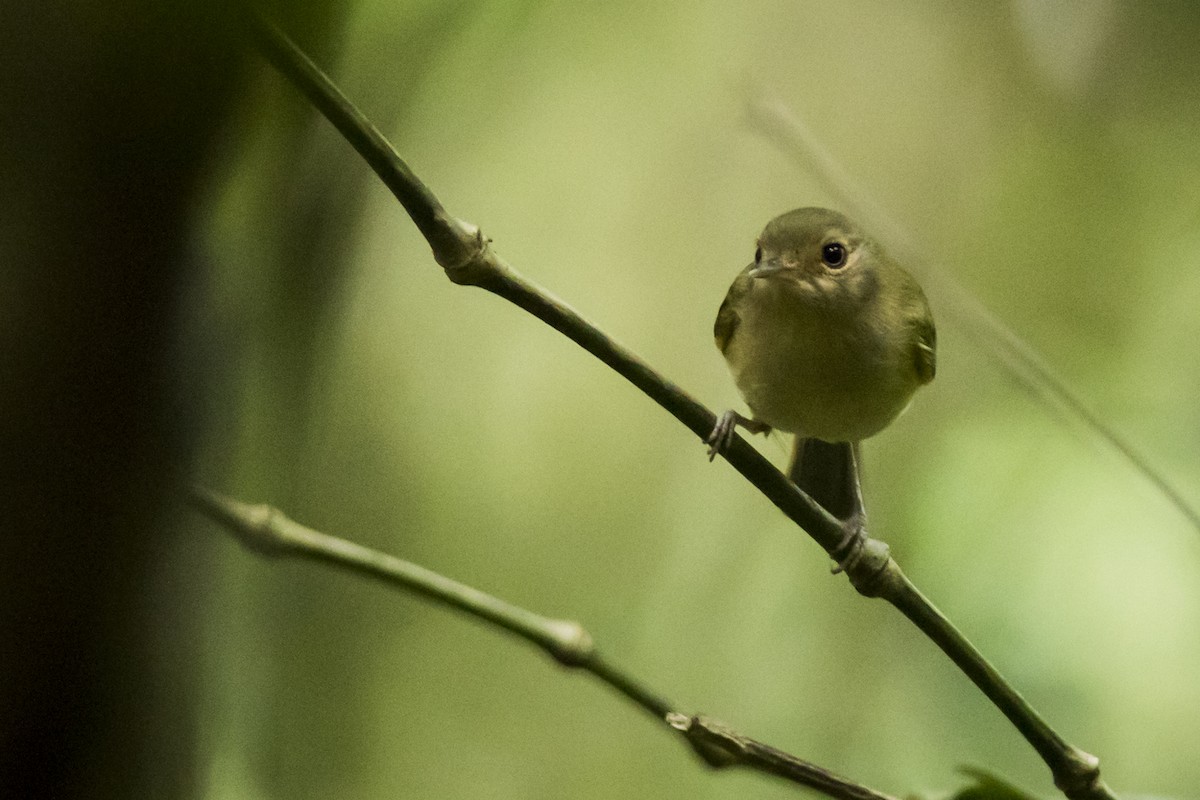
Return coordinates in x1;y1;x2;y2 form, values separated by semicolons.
754;245;762;264
821;242;847;268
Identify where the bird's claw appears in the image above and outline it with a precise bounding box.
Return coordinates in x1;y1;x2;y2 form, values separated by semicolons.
705;411;770;461
705;411;740;461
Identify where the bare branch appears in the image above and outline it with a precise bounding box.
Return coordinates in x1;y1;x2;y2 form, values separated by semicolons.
243;16;1117;800
189;486;605;667
246;10;478;273
668;714;901;800
189;486;898;799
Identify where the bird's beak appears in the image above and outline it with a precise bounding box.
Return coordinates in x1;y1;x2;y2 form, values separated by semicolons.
748;258;785;279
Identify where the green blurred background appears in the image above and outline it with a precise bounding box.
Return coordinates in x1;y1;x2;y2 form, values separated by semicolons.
5;2;1200;798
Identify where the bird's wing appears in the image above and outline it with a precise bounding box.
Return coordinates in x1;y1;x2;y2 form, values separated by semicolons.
714;268;752;354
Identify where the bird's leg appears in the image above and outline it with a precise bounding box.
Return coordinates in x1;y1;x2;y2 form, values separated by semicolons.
829;442;866;574
705;410;771;461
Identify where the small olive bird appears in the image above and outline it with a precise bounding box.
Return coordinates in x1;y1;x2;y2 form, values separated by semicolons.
706;207;936;562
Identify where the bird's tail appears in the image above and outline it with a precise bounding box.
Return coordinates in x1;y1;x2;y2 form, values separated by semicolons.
787;438;862;521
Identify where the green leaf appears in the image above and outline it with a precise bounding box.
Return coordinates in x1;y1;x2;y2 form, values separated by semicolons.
947;767;1040;800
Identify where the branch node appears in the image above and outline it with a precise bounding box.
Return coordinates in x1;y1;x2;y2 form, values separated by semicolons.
1054;747;1103;798
435;216;503;287
190;486;295;556
666;714;742;769
544;619;595;667
841;536;897;598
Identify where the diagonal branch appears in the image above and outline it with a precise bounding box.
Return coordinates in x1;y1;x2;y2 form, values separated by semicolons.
244;15;1117;800
189;486;899;800
668;714;900;800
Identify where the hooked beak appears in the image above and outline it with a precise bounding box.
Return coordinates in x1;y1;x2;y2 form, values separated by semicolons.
747;257;786;279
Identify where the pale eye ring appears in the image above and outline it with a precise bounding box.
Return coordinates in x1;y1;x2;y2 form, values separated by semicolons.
821;242;847;268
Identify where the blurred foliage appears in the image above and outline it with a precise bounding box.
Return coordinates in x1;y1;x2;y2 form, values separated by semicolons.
176;1;1200;799
940;768;1040;800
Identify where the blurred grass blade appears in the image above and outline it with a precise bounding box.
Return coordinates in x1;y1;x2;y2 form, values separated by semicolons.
748;93;1200;536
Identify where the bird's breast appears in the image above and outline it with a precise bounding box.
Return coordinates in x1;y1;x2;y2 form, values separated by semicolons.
725;280;918;442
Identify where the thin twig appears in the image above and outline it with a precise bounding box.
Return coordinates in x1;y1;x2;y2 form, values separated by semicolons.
189;486;898;800
190;486;610;672
244;5;846;563
667;714;900;800
244;16;1116;800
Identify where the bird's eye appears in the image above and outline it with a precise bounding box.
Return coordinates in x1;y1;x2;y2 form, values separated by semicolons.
821;242;847;268
754;245;762;264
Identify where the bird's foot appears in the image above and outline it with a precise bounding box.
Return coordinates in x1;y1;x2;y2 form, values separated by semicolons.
829;512;867;575
705;410;771;461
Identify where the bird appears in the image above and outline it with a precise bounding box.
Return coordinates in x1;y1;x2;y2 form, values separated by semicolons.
706;207;936;566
